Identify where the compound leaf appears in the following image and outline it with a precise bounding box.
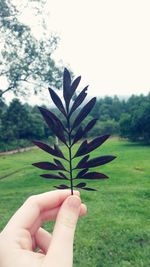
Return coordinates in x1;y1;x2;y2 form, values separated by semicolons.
32;68;116;194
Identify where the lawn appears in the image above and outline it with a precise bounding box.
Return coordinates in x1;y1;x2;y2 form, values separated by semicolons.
0;138;150;267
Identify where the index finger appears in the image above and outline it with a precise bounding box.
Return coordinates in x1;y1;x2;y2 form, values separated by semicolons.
4;190;80;231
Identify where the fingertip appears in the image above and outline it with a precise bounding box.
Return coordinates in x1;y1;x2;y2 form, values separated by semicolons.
80;203;87;217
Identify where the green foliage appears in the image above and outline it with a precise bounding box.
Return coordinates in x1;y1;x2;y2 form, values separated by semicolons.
90;119;119;136
91;93;150;143
0;92;150;151
119;113;132;139
0;139;31;152
0;139;150;266
29;113;45;139
120;94;150;143
0;98;55;150
0;0;62;98
2;99;30;140
91;95;125;122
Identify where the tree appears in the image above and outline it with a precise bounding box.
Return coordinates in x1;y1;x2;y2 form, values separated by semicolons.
119;94;150;143
0;94;7;116
28;113;45;139
119;113;132;139
130;101;150;143
90;119;119;137
0;97;7;141
142;103;150;143
90;96;125;122
1;99;31;141
0;0;62;99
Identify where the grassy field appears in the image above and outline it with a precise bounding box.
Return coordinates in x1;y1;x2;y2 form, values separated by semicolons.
0;138;150;267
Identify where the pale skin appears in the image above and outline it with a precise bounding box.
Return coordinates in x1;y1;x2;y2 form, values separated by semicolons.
0;190;87;267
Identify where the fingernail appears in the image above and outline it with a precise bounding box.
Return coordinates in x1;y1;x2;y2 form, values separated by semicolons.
67;196;81;209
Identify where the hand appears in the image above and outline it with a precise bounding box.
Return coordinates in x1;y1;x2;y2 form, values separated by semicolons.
0;190;87;267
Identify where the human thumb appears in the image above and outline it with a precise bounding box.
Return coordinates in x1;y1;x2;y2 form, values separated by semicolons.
44;195;81;267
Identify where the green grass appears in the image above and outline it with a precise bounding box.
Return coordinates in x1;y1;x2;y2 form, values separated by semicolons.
0;138;150;267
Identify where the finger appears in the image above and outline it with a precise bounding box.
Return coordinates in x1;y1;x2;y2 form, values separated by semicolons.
34;228;52;254
40;202;87;222
44;195;81;267
4;190;80;232
30;203;87;234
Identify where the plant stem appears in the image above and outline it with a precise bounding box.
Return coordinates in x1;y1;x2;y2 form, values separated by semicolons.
67;118;73;195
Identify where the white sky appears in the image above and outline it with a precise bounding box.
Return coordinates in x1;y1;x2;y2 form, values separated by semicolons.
4;0;150;104
45;0;150;97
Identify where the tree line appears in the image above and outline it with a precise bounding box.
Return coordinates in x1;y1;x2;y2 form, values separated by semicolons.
0;93;149;151
90;93;150;143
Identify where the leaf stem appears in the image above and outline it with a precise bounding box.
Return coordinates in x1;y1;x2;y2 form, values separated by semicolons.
67;118;74;195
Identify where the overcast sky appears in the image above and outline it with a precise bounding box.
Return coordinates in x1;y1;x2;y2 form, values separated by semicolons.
46;0;150;96
6;0;150;104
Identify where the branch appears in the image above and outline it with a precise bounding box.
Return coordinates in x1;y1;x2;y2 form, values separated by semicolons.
0;86;14;97
0;78;47;98
19;78;47;89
